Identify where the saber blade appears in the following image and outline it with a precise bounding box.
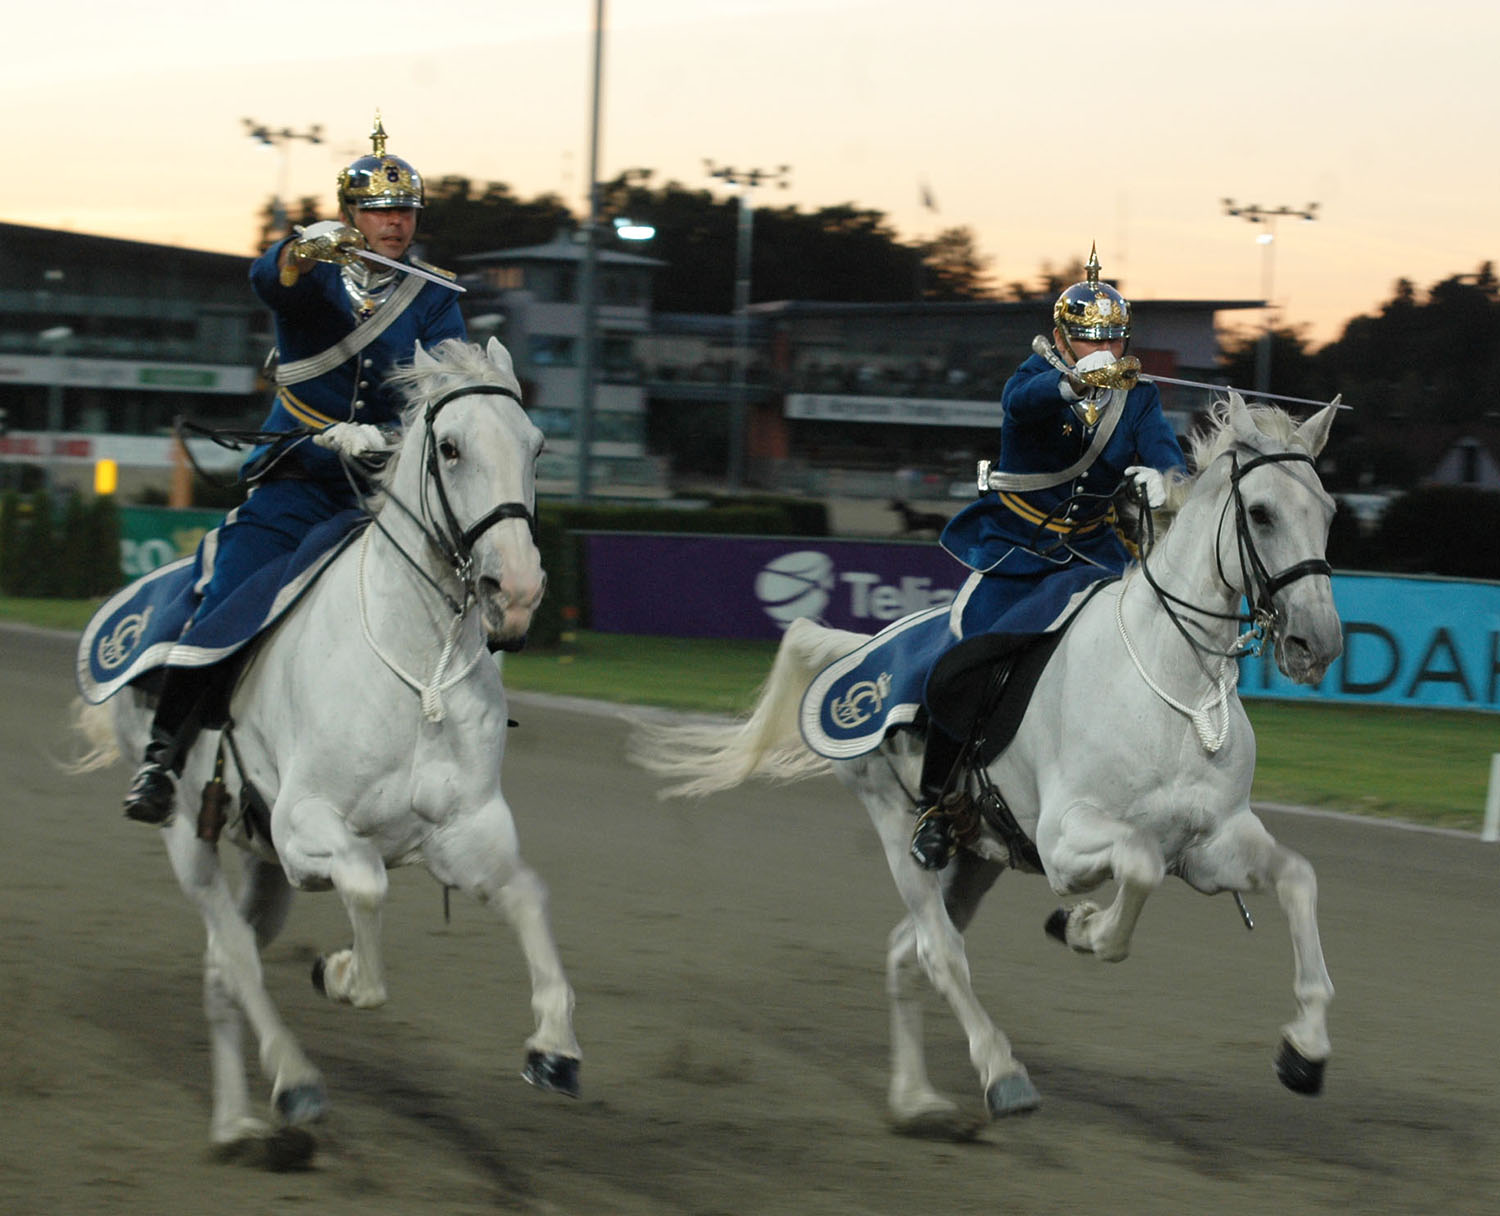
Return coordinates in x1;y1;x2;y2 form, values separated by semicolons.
352;248;466;293
1140;373;1347;411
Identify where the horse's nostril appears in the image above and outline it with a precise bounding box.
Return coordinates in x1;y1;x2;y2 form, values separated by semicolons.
478;575;503;603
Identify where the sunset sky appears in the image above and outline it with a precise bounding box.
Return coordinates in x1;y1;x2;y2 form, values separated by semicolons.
8;0;1496;347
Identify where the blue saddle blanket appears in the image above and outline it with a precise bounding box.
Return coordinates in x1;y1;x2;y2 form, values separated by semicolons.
799;565;1107;759
76;509;369;704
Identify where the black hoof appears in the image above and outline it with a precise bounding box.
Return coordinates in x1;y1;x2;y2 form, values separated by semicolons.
522;1050;581;1098
274;1081;328;1126
986;1071;1041;1118
310;956;326;995
1044;907;1069;944
1274;1039;1326;1095
263;1126;317;1172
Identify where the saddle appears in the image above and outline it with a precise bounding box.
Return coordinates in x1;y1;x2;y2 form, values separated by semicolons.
922;578;1116;871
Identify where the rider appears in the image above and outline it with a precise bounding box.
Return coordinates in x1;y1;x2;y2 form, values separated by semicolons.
122;114;466;825
908;245;1187;869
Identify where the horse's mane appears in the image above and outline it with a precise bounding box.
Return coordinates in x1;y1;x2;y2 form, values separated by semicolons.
369;339;525;493
384;338;523;425
1159;396;1304;515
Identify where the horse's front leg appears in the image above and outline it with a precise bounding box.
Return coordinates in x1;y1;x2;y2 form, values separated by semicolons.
1037;801;1165;962
424;800;581;1098
1183;812;1333;1094
275;795;389;1009
849;761;1038;1124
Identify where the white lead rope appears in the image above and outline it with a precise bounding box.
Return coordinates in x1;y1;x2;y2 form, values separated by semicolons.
1114;585;1234;753
357;528;484;722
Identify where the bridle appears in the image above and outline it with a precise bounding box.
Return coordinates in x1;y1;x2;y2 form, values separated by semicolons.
1135;445;1330;662
366;381;538;616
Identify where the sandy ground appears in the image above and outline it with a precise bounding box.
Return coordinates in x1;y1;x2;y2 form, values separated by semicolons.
3;623;1499;1216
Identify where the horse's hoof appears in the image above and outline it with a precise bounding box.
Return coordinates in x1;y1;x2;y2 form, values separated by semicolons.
985;1071;1041;1118
891;1108;985;1142
310;955;326;995
1274;1039;1326;1095
275;1081;328;1126
262;1126;317;1172
522;1050;581;1098
1044;907;1069;944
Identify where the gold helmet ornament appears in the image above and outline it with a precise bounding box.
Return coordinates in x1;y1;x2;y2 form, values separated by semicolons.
337;112;424;212
1052;243;1131;358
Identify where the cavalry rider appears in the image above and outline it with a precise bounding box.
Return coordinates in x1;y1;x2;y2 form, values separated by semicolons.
908;245;1187;869
122;114;466;825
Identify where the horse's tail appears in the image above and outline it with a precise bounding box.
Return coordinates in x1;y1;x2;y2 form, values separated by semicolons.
629;617;866;799
65;697;124;774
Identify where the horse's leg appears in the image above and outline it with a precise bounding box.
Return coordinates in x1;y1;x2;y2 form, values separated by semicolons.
886;850;1007;1134
847;757;1038;1122
424;800;581;1097
1182;812;1334;1094
1037;801;1165;962
274;794;389;1008
159;817;326;1143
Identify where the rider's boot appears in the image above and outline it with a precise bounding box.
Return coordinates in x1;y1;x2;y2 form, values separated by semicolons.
122;667;211;826
908;725;966;871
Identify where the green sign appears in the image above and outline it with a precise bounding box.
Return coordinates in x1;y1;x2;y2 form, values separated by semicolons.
138;367;218;388
117;505;224;578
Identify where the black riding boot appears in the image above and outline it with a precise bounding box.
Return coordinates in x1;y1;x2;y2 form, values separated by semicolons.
908;724;966;871
122;667;211;825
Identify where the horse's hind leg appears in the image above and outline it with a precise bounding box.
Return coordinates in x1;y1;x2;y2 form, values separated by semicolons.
886;851;1007;1134
1038;801;1165;962
1184;812;1333;1093
848;756;1037;1123
160;819;326;1145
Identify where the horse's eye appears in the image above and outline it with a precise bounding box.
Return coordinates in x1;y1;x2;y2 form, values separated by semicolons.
1249;504;1273;527
439;439;460;461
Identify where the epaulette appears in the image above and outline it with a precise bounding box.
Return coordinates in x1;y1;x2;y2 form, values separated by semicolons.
411;257;457;281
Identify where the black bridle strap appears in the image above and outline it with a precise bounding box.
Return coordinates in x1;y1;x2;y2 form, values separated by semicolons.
1226;450;1331;613
421;383;537;566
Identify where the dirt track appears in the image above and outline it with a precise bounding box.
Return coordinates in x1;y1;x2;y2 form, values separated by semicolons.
3;623;1499;1215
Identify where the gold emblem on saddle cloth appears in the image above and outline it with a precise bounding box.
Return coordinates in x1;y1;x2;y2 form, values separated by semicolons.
97;607;153;670
830;672;893;730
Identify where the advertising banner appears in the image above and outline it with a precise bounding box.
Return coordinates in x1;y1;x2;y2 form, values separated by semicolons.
583;533;1500;714
117;505;223;580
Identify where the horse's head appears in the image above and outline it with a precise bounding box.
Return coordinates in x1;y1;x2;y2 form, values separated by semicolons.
388;337;547;650
1190;393;1343;684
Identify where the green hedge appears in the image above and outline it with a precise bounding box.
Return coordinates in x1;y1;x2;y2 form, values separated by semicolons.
0;491;121;599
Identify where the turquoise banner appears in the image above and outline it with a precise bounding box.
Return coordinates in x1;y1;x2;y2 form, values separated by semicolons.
116;505;223;579
1240;572;1500;713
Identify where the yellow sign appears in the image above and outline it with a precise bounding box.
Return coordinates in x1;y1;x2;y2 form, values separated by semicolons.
93;458;118;495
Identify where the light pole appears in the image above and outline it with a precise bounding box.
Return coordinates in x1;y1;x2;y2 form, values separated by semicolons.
40;325;74;493
576;0;605;500
1222;199;1318;393
705;161;790;490
244;119;325;237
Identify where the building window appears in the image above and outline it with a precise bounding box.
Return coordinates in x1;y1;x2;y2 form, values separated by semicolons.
529;335;577;366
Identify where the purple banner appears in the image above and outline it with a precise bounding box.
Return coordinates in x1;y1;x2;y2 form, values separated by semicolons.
582;532;965;639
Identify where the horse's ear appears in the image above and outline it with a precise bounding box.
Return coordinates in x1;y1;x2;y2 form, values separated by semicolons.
411;342;439;369
1226;391;1262;445
1294;399;1339;457
485;336;515;376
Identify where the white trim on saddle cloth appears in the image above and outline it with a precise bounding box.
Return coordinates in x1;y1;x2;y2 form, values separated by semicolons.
799;605;953;760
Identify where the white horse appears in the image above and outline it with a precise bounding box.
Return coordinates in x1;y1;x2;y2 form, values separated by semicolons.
72;337;580;1160
634;393;1341;1135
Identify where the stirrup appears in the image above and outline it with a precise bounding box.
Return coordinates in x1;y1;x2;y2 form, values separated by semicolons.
909;804;956;871
123;762;176;826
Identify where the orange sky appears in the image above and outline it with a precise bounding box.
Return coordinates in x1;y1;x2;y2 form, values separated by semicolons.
8;0;1496;348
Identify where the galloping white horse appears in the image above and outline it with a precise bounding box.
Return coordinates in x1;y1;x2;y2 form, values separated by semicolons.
635;394;1341;1134
73;338;580;1157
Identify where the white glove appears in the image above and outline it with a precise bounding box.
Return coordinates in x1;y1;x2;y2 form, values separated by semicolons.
1124;465;1167;509
281;221;367;285
313;422;390;459
1075;351;1117;376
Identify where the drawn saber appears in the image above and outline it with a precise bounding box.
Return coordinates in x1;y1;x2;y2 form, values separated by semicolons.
352;247;466;293
1030;336;1346;411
